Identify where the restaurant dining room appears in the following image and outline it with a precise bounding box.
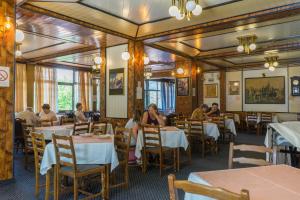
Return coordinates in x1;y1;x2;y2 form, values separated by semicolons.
1;0;300;199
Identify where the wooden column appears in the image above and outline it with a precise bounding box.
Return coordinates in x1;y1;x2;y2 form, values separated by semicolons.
100;45;106;117
0;0;15;181
219;70;226;112
128;40;144;118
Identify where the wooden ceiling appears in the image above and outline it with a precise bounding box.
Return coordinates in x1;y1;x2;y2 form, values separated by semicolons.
17;0;300;71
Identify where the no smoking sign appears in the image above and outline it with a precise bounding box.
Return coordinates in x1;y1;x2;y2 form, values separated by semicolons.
0;66;10;87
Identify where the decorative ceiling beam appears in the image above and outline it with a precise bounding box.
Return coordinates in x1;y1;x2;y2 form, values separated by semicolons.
146;43;192;59
18;45;99;63
142;3;300;43
21;3;135;41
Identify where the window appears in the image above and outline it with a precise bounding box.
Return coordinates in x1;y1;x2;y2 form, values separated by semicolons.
57;68;74;112
144;79;175;114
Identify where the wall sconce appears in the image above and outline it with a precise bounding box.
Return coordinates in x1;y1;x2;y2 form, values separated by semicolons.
144;55;150;65
16;44;22;57
176;67;184;75
196;67;201;74
144;68;152;79
171;70;175;77
0;16;12;39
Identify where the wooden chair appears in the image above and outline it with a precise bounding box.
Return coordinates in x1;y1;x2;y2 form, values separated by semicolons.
111;127;131;189
211;115;234;143
258;112;273;135
188;120;217;157
60;116;75;125
21;123;34;169
246;112;258;134
52;134;107;200
168;174;250;200
175;120;192;167
228;142;276;169
141;124;176;176
91;121;108;135
31;132;51;200
14;118;26;153
73;122;90;135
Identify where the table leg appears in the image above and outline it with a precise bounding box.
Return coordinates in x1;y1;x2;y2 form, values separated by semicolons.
105;164;110;200
45;171;50;200
177;148;180;171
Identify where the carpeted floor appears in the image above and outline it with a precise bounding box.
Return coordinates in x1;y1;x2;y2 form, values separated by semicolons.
0;132;265;200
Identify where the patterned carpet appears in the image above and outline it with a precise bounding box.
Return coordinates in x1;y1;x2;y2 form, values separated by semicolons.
0;132;265;200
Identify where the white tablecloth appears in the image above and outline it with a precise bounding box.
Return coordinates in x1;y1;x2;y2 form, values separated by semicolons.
40;136;119;175
135;127;189;158
34;124;74;140
225;119;236;135
203;123;220;140
185;173;213;200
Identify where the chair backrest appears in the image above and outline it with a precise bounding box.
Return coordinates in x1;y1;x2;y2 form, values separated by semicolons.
21;123;34;149
73;122;90;135
31;132;46;170
141;124;162;150
211;115;226;129
246;112;258;122
188;120;205;141
15;118;26;138
168;174;250;200
228;142;276;169
225;113;235;120
114;127;132;162
61;116;75;125
92;121;107;135
261;112;273;123
52;134;77;173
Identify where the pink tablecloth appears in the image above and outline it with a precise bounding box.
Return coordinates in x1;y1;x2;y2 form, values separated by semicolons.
195;165;300;200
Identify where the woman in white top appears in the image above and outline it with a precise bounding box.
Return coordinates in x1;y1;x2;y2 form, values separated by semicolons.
39;104;57;124
125;110;142;146
74;103;87;123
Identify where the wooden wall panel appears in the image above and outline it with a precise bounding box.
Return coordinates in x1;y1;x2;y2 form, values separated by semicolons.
100;45;106;117
219;70;226;112
0;0;15;181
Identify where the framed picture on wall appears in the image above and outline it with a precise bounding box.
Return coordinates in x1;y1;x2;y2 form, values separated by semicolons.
245;76;285;104
204;84;218;98
229;81;240;95
109;68;124;95
176;77;189;96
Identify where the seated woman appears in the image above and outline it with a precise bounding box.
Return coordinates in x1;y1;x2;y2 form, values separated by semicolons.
191;104;209;121
39;104;57;125
142;103;165;126
125;110;142;146
74;102;88;123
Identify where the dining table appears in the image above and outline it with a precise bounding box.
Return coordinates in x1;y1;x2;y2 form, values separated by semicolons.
34;122;114;140
185;165;300;200
41;134;119;199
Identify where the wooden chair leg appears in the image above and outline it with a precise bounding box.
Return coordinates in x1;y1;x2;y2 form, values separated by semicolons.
73;178;78;200
177;148;180;171
35;170;39;197
45;171;50;200
160;153;163;177
105;164;110;200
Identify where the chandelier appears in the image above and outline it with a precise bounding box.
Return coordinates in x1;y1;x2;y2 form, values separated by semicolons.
264;56;279;72
15;29;25;57
144;68;152;79
237;35;257;54
92;56;102;71
169;0;203;21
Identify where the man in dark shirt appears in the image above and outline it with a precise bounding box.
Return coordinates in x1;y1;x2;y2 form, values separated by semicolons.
207;102;220;117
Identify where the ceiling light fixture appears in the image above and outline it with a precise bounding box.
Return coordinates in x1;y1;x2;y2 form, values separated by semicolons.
176;67;184;75
16;29;25;43
144;55;150;65
264;56;279;72
237;35;257;54
169;0;202;21
121;50;130;61
94;56;102;65
15;44;22;57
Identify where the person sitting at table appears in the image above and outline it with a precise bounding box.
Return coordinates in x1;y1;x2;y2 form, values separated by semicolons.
142;103;165;126
125;110;142;145
207;102;221;117
74;102;88;123
39;104;57;123
16;107;38;125
191;104;209;120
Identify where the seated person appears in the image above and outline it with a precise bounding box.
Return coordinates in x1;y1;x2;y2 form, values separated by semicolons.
74;103;88;123
16;107;38;125
142;103;165;126
125;110;142;146
39;104;57;122
207;102;221;117
191;104;209;120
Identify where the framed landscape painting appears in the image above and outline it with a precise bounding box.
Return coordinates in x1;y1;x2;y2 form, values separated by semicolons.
176;77;189;96
245;76;285;104
109;68;124;95
204;84;218;98
229;81;240;95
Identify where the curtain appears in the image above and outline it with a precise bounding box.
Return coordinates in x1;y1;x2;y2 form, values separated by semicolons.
160;81;175;113
15;63;27;112
161;82;167;111
79;71;92;111
34;66;57;112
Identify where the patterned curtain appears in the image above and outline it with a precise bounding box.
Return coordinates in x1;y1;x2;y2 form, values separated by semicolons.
15;63;27;112
34;66;57;112
79;71;92;111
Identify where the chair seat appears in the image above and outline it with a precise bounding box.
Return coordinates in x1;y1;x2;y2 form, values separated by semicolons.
60;164;105;177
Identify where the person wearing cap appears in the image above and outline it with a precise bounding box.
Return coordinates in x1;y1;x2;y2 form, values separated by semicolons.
191;104;209;120
16;107;38;125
